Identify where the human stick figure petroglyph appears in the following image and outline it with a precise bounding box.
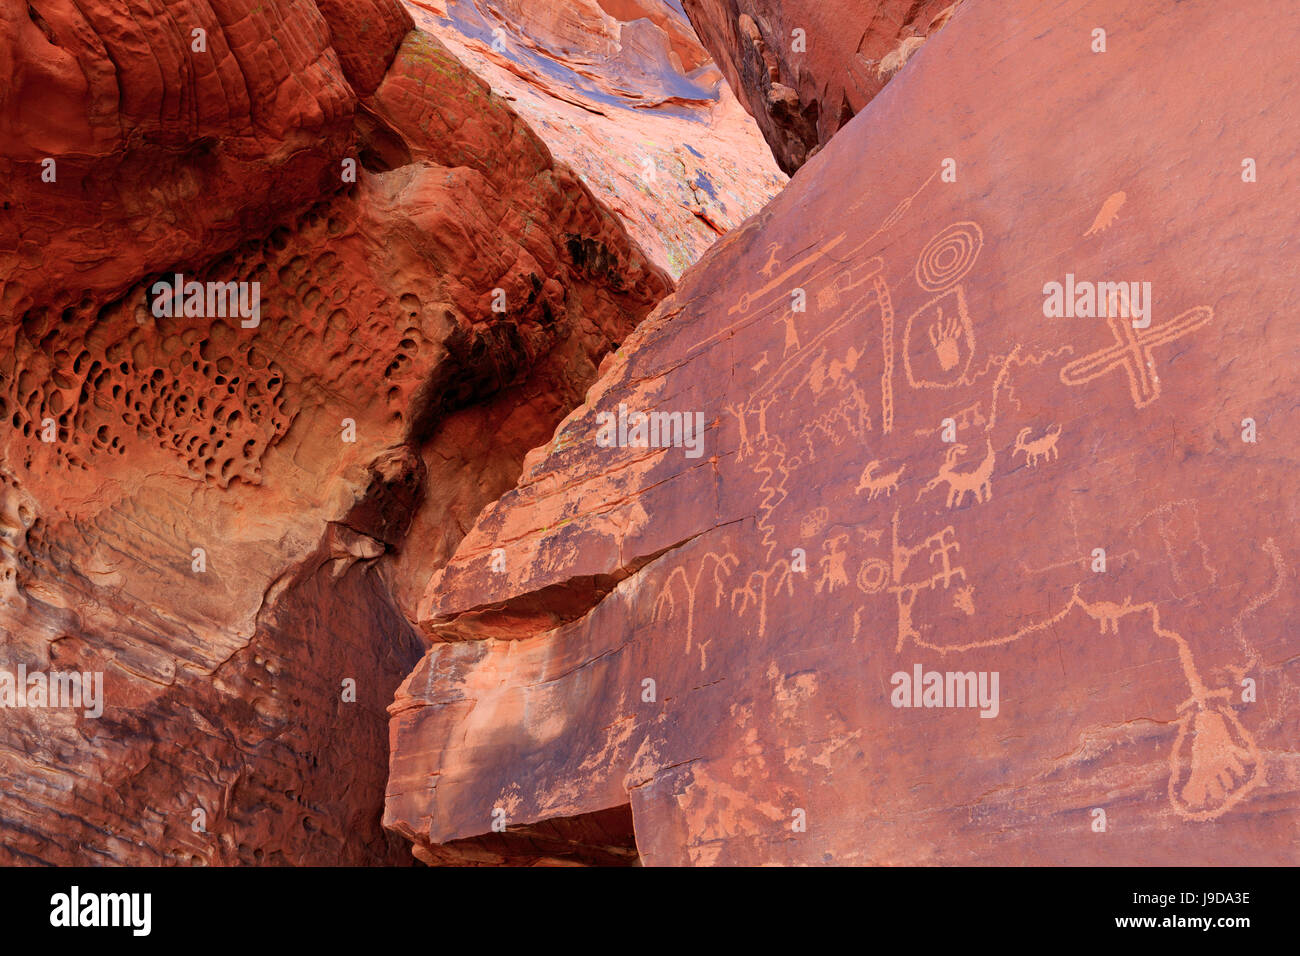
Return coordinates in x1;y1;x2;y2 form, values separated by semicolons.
859;331;1263;825
729;235;848;317
719;172;940;455
881;508;968;653
710;171;1259;822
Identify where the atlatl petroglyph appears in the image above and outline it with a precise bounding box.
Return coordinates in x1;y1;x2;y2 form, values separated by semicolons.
729;236;849;318
724;172;936;450
879;509;968;653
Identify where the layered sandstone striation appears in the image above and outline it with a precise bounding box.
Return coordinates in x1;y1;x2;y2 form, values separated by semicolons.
681;0;960;173
405;0;785;277
389;0;1299;864
0;0;668;864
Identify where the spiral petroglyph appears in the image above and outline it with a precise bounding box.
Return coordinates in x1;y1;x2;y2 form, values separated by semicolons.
914;220;984;293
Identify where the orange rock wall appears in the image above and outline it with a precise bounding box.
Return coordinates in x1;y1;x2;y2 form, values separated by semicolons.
389;0;1300;865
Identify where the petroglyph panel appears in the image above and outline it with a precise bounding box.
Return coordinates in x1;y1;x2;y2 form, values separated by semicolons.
399;0;1300;866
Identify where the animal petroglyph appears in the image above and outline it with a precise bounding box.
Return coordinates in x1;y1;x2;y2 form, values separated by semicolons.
892;575;1263;821
730;235;848;317
1081;596;1133;634
1084;191;1126;236
922;437;995;508
1013;424;1062;466
1059;306;1213;409
855;459;905;500
760;243;781;278
715;186;1260;825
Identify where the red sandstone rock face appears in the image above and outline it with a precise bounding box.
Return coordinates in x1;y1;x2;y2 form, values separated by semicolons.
389;0;1300;864
680;0;959;173
0;1;668;864
0;0;386;315
405;0;785;277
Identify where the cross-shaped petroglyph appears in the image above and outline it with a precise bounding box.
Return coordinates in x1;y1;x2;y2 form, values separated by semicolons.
1059;306;1213;409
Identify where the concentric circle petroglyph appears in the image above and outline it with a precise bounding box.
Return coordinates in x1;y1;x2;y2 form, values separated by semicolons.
915;221;984;292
